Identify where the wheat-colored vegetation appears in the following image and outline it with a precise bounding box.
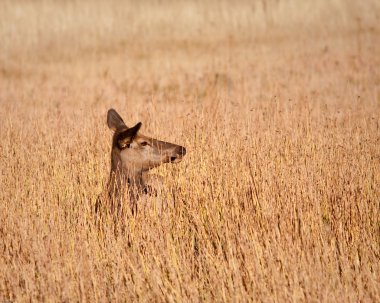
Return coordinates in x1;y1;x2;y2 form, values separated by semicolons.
1;0;379;302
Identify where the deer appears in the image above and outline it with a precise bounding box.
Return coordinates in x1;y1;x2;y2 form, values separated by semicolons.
95;109;186;216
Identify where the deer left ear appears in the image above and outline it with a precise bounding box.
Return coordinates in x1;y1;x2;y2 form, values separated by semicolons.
107;109;126;132
117;122;142;149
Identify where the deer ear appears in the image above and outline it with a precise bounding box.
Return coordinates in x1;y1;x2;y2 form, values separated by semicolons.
107;109;126;131
117;122;142;149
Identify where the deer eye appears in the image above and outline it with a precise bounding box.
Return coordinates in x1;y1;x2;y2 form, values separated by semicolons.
141;141;149;146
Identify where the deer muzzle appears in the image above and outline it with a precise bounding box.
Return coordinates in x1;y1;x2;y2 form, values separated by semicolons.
170;146;186;163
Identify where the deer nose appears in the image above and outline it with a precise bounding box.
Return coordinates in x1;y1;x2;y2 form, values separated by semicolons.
169;146;186;163
177;146;186;157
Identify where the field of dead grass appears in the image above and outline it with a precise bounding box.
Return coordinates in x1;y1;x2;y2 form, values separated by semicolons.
0;0;379;302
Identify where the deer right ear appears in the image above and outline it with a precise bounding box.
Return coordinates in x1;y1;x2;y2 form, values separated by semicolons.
107;109;126;131
117;122;142;149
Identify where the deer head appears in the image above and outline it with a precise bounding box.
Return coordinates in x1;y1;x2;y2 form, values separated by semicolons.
106;108;186;196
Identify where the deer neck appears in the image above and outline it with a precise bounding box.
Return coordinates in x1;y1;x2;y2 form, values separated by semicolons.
125;168;145;189
108;154;145;202
109;166;145;190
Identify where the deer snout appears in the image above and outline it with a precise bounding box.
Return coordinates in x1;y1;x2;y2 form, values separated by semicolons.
178;146;186;157
170;146;186;163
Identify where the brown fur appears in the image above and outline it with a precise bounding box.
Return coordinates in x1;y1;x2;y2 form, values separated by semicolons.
96;109;186;215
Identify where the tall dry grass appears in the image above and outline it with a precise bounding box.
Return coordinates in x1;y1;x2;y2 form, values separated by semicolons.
0;0;379;302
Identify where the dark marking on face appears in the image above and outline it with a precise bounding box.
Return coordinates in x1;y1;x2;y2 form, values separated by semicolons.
116;122;142;150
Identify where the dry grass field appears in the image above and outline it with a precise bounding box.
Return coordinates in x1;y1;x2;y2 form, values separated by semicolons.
0;0;379;302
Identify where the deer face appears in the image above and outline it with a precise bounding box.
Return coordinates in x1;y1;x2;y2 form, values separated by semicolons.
107;109;186;173
118;131;186;172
